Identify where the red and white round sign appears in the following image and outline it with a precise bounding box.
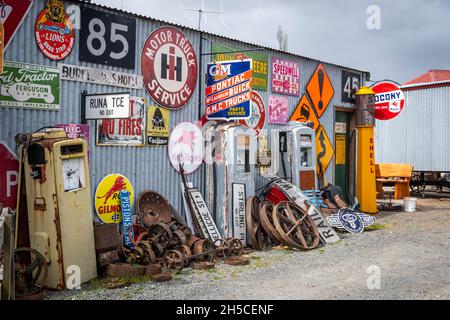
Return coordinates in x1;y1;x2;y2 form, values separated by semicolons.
239;91;266;136
141;27;198;110
168;122;204;174
34;6;75;61
371;80;405;121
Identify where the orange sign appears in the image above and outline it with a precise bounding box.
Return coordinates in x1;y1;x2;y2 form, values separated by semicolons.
306;64;335;118
315;125;334;178
290;94;320;131
0;22;4;74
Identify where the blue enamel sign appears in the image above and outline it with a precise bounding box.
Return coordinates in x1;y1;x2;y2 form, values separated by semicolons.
120;190;134;248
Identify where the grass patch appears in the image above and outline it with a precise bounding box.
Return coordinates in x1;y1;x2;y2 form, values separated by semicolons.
366;223;387;231
318;248;325;254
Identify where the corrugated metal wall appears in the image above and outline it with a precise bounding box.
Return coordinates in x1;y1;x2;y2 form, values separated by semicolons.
375;85;450;172
1;0;365;214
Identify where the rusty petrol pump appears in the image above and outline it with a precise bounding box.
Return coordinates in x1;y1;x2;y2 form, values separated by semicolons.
355;87;378;213
16;128;97;289
204;122;256;246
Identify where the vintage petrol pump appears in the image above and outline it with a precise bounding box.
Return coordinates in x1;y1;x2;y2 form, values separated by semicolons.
205;122;256;245
267;123;317;190
355;87;377;213
19;128;97;289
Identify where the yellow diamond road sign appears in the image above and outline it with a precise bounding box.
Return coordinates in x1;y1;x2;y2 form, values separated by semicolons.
315;125;334;178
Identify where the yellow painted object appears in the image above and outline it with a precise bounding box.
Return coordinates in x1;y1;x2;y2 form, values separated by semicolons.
356;127;377;213
23;130;97;289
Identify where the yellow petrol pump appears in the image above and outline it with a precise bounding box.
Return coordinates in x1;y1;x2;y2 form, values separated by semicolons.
355;87;378;213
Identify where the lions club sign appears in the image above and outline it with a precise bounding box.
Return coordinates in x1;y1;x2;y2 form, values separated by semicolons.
95;174;134;224
141;26;197;110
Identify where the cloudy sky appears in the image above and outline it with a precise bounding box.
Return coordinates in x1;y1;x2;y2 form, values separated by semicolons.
93;0;450;83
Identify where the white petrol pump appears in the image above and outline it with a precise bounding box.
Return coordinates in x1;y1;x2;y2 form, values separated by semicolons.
204;122;256;246
266;123;317;191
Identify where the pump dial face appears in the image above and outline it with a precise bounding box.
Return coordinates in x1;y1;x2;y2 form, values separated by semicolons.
62;158;86;191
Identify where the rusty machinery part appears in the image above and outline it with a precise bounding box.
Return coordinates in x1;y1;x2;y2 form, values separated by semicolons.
106;262;145;278
126;246;145;264
177;245;192;266
272;201;320;251
226;238;244;256
167;219;185;231
171;229;188;246
179;225;193;239
145;263;163;276
245;197;271;251
147;222;173;248
192;261;215;270
213;239;230;258
152;242;166;258
224;256;250;266
137;190;172;227
192;239;215;262
94;223;120;253
136;241;157;264
186;235;202;248
259;201;284;244
151;272;173;282
14;247;48;298
163;250;185;273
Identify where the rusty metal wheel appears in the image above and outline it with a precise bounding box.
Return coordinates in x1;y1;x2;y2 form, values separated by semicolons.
213;239;229;258
177;245;192;266
193;239;215;262
186;235;201;248
137;240;157;264
172;229;187;246
246;197;271;250
148;222;173;248
259;201;284;244
163;250;185;273
227;238;244;256
152;242;165;258
272;201;320;250
14;247;48;298
137;190;172;226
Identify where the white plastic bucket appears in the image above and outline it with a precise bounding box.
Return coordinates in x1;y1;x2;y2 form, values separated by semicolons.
404;197;417;212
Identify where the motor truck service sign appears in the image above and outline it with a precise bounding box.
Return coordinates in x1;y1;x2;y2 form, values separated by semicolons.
0;61;60;110
147;105;170;146
268;95;289;124
141;26;197;110
34;0;74;61
168;122;204;174
85;92;130;120
371;80;405;120
0;0;33;49
290;94;320;131
79;6;136;69
59;64;143;90
95;173;134;224
96;97;145;146
271;57;299;96
211;43;268;91
0;142;19;210
205;59;253;120
238;91;266;136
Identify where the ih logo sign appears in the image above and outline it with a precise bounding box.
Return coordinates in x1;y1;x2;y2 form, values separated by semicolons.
141;26;197;110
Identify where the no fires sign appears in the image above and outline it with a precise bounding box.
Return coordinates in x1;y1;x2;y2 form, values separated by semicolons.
0;142;19;209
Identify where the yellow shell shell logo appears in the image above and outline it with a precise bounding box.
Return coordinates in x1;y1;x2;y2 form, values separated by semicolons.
95;174;134;224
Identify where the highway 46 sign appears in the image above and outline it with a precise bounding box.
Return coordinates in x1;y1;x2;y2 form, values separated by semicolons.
371;80;405;120
141;26;197;110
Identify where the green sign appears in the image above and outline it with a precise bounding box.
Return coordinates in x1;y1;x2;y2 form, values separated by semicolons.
211;43;268;91
0;61;60;110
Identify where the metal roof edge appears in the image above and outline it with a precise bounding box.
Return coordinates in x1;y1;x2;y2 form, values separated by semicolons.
401;79;450;90
78;0;369;76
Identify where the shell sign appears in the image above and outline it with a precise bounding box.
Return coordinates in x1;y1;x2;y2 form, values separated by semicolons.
95;174;134;224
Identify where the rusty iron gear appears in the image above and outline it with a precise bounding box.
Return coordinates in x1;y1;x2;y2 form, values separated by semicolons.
213;239;229;258
163;250;185;273
272;201;320;250
192;239;215;262
148;222;173;248
177;245;192;266
226;238;244;256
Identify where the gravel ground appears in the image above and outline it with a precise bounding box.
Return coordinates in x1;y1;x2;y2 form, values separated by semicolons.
46;196;450;300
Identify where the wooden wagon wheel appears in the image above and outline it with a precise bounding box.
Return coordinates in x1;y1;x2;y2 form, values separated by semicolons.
272;201;320;250
259;201;284;244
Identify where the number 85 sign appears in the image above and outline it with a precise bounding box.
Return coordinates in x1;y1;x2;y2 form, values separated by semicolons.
79;7;136;69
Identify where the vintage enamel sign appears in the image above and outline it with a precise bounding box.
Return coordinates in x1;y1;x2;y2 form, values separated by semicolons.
307;206;340;244
96;97;145;146
147;106;170;146
168;122;204;174
268;95;289;124
0;142;19;209
189;190;222;242
0;0;33;49
206;59;253;120
120;190;134;248
95;174;134;224
141;26;197;110
85;93;130;120
290;94;320;131
238;91;266;136
327;209;376;233
0;61;60;110
34;0;74;61
371;80;405;120
271;57;300;96
307;63;334;118
232;183;247;245
315;125;334;178
342;71;361;103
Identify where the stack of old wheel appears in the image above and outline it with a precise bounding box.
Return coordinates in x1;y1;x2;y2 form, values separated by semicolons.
94;223;121;270
246;197;271;250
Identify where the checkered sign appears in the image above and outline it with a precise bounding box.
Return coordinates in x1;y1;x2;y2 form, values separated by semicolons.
271;57;300;96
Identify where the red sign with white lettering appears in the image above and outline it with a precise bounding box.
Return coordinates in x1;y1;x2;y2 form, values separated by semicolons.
372;80;405;121
0;0;33;49
0;142;19;209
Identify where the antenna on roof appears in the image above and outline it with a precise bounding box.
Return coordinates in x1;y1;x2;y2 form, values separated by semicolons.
179;0;225;31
